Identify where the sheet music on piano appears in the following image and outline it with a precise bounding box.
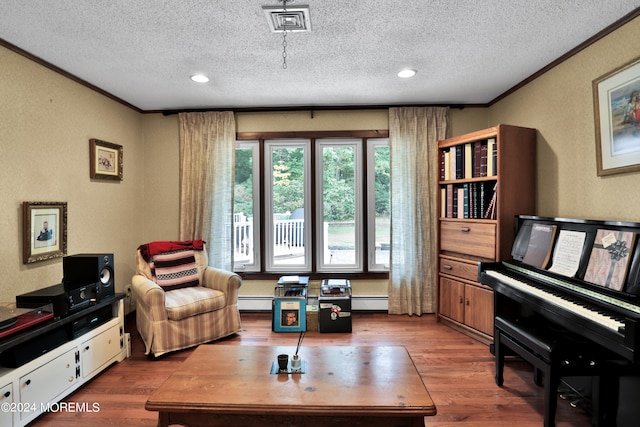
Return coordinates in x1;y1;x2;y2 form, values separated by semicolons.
547;229;586;277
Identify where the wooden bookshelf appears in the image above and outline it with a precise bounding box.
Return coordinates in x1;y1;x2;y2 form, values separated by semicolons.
436;124;536;344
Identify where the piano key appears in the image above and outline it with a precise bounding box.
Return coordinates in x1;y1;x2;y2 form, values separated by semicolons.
485;270;625;333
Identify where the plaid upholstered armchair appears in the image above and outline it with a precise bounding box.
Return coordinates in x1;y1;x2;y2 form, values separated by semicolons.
131;241;242;357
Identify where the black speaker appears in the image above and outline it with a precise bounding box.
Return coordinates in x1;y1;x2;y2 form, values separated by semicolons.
63;253;115;301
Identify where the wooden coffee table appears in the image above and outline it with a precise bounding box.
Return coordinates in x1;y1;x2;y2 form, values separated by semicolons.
146;345;436;427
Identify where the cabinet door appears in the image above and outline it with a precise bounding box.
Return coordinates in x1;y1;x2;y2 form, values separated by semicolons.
0;382;13;427
464;285;494;336
439;277;465;323
82;324;122;378
20;348;78;421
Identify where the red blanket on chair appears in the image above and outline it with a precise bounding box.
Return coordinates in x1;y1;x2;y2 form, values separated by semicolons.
138;240;205;262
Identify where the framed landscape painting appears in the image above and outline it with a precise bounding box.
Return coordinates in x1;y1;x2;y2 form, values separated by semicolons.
593;56;640;176
23;201;67;264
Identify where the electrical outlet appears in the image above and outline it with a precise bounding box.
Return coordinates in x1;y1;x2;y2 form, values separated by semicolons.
124;285;135;315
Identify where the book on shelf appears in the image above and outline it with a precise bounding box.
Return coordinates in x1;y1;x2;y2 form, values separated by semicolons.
522;223;558;269
477;182;484;219
480;142;488;176
441;181;496;219
455;145;463;179
464;143;473;179
483;183;497;219
584;229;637;291
449;146;456;180
440;138;497;181
474;141;482;177
439;150;449;181
487;138;496;176
456;186;464;218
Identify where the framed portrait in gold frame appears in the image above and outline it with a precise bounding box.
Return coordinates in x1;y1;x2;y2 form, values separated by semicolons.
90;138;123;181
23;201;67;264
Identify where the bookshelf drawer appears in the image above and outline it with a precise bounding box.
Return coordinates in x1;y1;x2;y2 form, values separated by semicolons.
440;220;496;259
439;256;478;281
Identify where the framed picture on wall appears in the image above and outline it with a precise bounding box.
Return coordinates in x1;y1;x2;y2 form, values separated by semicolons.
23;201;67;264
593;56;640;176
90;138;123;180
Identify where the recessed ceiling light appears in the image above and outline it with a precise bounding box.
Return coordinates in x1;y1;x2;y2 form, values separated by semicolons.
397;69;417;78
190;74;210;83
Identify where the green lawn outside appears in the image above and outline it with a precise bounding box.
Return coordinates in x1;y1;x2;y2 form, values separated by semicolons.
327;217;390;249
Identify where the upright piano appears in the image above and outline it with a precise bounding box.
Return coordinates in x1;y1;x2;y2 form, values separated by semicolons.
480;215;640;363
480;215;640;426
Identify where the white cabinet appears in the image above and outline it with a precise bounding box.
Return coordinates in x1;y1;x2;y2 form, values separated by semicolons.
0;382;13;426
0;298;125;427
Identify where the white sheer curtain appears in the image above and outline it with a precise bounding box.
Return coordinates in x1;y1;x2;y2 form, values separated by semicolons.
178;111;236;271
388;107;449;315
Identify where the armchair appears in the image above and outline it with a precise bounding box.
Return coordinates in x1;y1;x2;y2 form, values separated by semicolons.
131;243;242;357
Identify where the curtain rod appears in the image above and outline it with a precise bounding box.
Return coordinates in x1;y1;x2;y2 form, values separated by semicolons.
156;104;468;116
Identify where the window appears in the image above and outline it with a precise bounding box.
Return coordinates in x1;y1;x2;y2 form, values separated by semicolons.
233;135;389;275
233;141;260;271
265;140;311;272
367;139;391;271
316;139;363;272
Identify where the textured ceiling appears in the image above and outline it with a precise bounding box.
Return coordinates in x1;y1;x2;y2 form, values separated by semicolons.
0;1;638;112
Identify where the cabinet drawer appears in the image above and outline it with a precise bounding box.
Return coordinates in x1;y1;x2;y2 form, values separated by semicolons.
439;257;478;282
440;220;496;259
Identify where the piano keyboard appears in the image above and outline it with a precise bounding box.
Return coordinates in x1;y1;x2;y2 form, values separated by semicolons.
485;270;625;334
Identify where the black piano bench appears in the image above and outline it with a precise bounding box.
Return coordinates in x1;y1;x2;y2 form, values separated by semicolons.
494;316;621;427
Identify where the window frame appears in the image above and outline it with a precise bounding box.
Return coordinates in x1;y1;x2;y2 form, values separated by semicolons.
367;138;391;272
233;141;261;272
234;130;390;280
264;139;312;273
315;138;364;273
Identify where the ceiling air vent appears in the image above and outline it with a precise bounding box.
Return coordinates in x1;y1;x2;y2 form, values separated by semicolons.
262;5;311;32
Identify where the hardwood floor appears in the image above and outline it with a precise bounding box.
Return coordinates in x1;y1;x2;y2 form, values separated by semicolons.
29;312;593;427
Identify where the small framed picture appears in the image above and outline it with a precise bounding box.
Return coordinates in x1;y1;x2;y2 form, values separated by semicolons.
23;201;67;264
272;299;306;332
593;56;640;176
90;138;123;180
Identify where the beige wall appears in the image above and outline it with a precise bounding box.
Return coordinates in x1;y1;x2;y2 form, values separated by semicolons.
2;15;639;303
488;16;640;221
0;46;145;303
140;114;180;240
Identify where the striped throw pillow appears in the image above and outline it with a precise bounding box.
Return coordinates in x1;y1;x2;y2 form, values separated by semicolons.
152;250;200;291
